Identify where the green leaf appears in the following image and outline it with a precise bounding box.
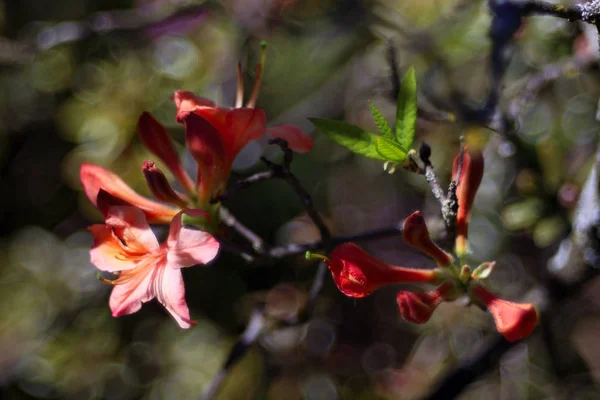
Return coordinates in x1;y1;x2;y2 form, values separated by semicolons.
309;118;388;161
368;101;394;140
375;136;407;162
396;67;417;151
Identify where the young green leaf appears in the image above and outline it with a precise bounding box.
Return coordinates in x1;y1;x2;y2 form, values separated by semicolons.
309;118;388;161
368;101;394;140
375;136;406;162
396;67;417;151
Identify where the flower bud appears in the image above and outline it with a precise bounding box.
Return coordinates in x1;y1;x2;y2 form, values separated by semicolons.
396;281;457;324
142;161;189;208
327;243;439;298
470;284;538;342
402;211;453;267
452;146;484;256
137;112;195;195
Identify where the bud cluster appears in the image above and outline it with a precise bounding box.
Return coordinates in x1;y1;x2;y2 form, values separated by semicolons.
316;147;538;342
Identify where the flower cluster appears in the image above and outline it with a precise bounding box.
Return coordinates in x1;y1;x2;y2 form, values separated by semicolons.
81;53;313;327
320;147;538;342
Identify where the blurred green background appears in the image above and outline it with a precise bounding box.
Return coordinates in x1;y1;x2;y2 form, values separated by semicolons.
2;0;600;399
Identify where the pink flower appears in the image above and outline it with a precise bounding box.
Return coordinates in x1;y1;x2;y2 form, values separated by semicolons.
89;206;219;328
80;163;179;224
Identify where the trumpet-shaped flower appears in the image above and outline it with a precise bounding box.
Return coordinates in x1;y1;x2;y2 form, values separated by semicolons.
89;205;219;328
470;284;538;342
325;243;439;298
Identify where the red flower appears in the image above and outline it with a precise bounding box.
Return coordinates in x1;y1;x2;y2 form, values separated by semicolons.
470;284;538;342
81;53;313;219
326;243;439;298
402;211;453;267
452;146;484;256
174;90;313;201
396;281;457;324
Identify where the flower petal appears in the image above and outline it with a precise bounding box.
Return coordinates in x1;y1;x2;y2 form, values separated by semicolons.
220;107;267;162
105;206;160;253
166;210;219;268
183;112;228;201
109;261;156;317
137;112;195;195
89;224;138;272
154;266;196;328
174;90;268;166
173;90;215;122
470;284;538;342
80;163;179;224
185;105;267;164
266;124;314;153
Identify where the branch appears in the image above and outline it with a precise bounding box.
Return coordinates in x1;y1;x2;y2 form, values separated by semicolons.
199;309;267;400
211;171;275;204
218;206;267;255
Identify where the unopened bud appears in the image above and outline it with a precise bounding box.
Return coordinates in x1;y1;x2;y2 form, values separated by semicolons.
142;161;189;208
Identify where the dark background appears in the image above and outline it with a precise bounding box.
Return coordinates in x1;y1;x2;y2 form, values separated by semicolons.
1;0;600;399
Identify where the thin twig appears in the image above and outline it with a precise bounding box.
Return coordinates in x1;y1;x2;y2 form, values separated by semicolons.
211;171;275;204
219;206;267;254
199;309;267;400
425;165;446;204
387;39;401;100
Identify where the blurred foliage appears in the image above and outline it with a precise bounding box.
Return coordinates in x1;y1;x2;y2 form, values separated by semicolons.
2;0;600;399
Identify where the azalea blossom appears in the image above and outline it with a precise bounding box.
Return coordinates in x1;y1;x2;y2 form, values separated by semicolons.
321;146;538;341
89;205;219;328
173;59;313;203
80;48;313;224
